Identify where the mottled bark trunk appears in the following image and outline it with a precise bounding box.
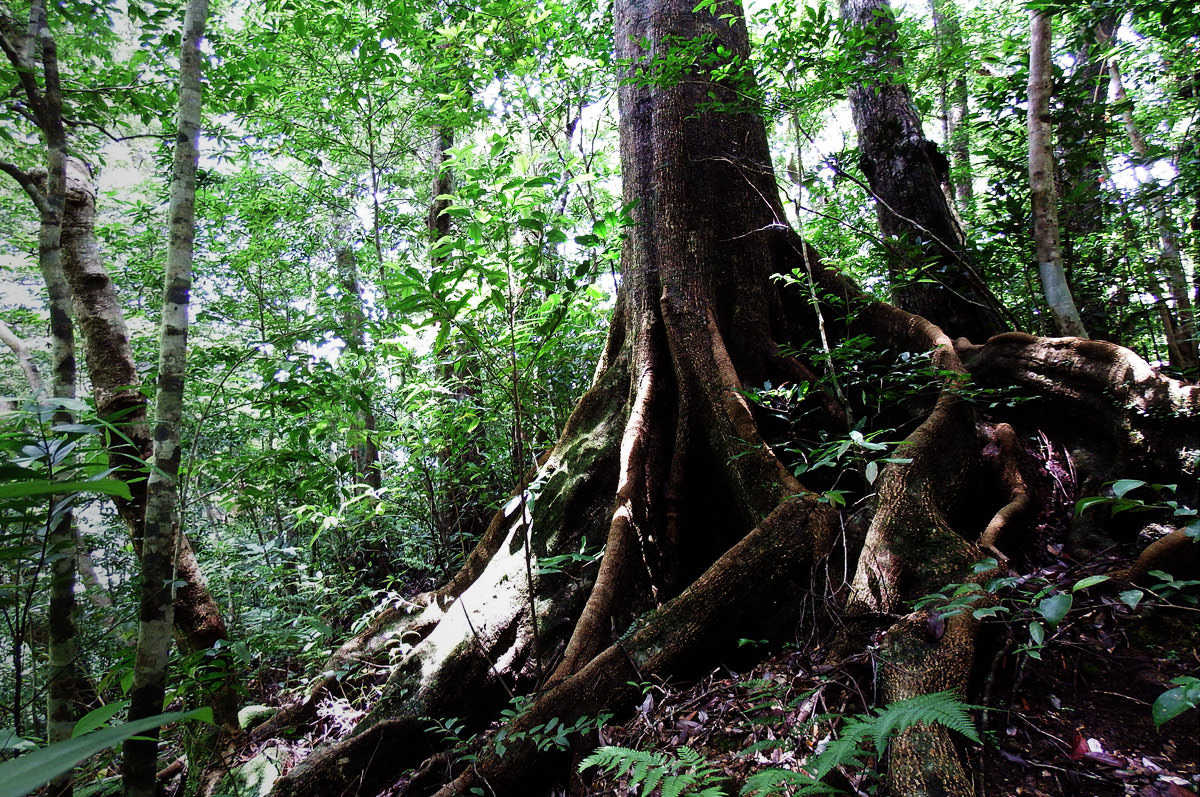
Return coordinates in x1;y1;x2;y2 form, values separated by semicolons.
928;0;973;209
0;6;78;793
840;0;1005;342
60;159;238;735
123;0;209;792
1027;9;1088;338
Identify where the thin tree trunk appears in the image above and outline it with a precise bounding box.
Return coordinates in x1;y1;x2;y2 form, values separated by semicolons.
927;0;973;209
840;0;1006;341
333;221;386;579
123;0;210;792
0;5;78;793
1027;8;1088;338
58;158;239;734
1101;32;1198;372
0;320;44;396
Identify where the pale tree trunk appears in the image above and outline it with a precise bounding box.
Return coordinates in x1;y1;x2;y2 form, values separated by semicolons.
60;157;240;736
1027;9;1088;338
123;0;210;792
0;5;78;794
0;319;44;395
927;0;973;209
1101;30;1199;372
840;0;1006;342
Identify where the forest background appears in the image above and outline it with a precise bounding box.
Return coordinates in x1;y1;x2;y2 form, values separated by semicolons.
0;0;1198;794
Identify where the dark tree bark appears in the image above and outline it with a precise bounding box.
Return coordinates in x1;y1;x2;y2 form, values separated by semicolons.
840;0;1007;342
258;1;1200;795
1;6;77;793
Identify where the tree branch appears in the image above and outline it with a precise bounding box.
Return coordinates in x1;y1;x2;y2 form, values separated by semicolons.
0;318;45;395
0;159;52;214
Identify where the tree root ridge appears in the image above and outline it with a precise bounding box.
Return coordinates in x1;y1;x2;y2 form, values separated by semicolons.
426;495;834;796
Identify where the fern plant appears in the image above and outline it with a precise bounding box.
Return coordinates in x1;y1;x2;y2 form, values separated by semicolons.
579;692;979;796
579;745;727;797
741;690;981;795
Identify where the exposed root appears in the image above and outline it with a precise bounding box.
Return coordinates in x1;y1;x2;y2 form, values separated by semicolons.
552;356;659;681
977;422;1036;558
1124;528;1200;585
426;495;836;796
270;717;432;797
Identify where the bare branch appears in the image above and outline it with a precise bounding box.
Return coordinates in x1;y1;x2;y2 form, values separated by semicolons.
0;159;51;214
0;318;45;395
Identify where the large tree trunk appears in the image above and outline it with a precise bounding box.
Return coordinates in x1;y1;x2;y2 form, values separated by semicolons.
261;1;1200;795
840;0;1006;342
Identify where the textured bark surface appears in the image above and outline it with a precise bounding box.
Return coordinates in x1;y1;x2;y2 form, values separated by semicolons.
1027;9;1087;338
59;160;236;705
123;0;212;792
0;8;78;794
840;0;1005;342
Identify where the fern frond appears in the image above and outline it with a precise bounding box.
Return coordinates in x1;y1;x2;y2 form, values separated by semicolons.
868;691;981;756
740;768;838;796
579;744;728;797
578;745;666;777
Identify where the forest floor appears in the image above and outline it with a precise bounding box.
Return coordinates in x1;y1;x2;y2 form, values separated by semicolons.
570;546;1200;797
231;543;1200;797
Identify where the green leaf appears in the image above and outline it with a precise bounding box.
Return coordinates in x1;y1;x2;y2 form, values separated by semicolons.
1119;589;1144;609
1152;681;1200;729
0;708;210;796
1071;575;1109;592
1074;496;1109;516
72;701;129;737
0;478;131;501
1111;479;1146;499
1036;593;1072;627
1028;621;1045;646
0;729;35;752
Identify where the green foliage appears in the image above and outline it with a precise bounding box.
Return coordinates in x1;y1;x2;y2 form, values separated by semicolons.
744;692;981;795
0;707;211;797
579;693;979;797
579;745;726;797
1152;676;1200;729
1076;480;1200;540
